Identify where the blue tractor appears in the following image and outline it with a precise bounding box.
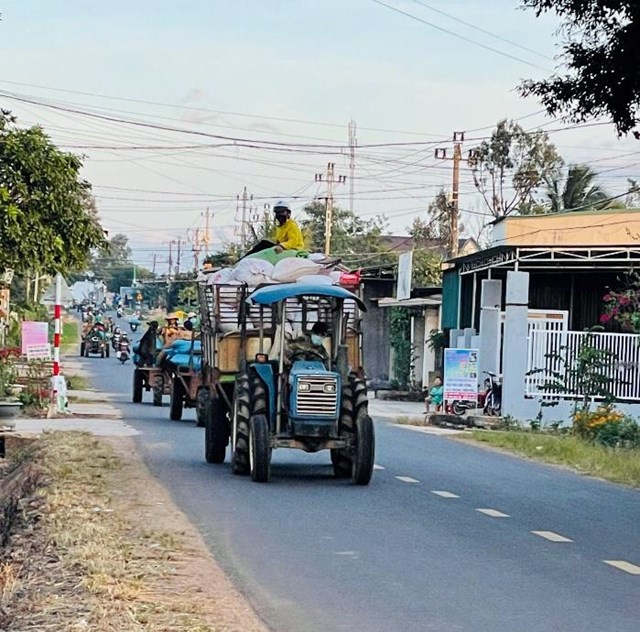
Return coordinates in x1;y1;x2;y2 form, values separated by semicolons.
200;281;375;485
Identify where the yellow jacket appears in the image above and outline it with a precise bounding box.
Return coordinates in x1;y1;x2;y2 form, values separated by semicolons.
275;218;305;250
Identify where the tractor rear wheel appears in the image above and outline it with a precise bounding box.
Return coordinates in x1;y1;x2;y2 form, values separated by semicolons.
352;410;375;485
170;378;184;421
132;369;143;403
204;390;229;464
153;375;164;407
249;414;271;482
105;345;110;358
231;373;250;475
80;342;85;356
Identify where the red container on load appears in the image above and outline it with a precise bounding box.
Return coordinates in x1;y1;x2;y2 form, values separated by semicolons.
339;271;361;288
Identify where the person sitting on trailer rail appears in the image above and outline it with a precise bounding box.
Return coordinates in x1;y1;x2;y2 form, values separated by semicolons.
273;201;304;253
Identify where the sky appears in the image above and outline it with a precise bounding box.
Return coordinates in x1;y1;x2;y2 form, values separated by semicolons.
2;0;639;272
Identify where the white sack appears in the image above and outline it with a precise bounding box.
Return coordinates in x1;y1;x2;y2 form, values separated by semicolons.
272;258;323;283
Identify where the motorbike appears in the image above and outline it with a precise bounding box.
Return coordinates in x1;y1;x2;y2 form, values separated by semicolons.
483;371;502;416
116;308;124;318
450;372;502;416
117;341;130;364
112;330;122;351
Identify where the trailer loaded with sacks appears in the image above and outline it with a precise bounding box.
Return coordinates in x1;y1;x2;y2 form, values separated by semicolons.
196;260;374;485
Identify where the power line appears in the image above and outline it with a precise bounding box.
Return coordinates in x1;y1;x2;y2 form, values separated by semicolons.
407;0;552;61
369;0;550;72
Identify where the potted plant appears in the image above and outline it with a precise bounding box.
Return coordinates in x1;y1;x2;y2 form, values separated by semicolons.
0;348;23;419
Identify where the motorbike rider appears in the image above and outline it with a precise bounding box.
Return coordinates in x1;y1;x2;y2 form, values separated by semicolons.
112;326;122;350
117;333;131;362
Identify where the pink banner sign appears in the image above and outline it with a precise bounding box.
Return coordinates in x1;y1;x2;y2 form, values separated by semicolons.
21;321;49;355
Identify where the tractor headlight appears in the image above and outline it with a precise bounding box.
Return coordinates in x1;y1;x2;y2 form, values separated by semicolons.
323;383;336;393
298;382;311;392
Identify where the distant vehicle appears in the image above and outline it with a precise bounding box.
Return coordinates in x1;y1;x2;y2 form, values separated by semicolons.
80;326;109;359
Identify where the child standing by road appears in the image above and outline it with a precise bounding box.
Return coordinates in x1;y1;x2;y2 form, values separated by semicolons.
424;376;443;413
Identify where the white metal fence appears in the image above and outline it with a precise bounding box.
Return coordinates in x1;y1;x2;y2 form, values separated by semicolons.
526;329;640;402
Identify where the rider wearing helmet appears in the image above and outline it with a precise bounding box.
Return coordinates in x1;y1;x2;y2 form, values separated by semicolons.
273;200;304;253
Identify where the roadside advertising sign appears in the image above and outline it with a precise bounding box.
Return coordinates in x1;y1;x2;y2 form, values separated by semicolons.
444;348;479;402
21;321;49;355
26;344;52;360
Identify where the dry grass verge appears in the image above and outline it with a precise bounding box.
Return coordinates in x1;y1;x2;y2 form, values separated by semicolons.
0;432;267;631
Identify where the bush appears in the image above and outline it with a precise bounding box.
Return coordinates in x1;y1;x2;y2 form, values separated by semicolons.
594;418;640;449
572;405;640;449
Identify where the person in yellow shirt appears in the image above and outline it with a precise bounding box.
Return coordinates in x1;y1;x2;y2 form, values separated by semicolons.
273;201;304;252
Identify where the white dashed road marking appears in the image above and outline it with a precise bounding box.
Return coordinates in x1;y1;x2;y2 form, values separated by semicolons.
373;464;385;470
431;491;459;498
476;508;510;518
395;476;419;483
603;560;640;575
532;531;573;543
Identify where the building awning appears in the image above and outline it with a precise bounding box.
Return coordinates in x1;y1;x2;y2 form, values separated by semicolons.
449;245;640;275
376;297;441;308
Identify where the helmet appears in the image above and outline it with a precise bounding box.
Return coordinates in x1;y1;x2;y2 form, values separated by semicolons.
273;200;290;213
187;312;197;319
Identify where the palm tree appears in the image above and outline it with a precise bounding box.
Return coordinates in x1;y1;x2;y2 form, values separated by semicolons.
545;164;609;213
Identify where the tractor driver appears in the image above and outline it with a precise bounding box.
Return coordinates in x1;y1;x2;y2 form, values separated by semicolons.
286;322;330;366
273;201;304;253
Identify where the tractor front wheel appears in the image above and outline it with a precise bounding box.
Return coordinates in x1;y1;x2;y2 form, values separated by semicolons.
249;414;271;482
196;387;207;427
352;410;375;485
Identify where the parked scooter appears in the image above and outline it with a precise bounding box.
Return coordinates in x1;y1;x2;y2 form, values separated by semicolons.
450;372;501;416
483;371;502;416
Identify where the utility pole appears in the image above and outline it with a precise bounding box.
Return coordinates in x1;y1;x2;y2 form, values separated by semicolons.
348;120;357;215
192;228;200;272
435;131;466;259
315;162;346;255
167;241;173;278
175;238;182;277
236;187;255;253
152;253;157;275
202;207;212;258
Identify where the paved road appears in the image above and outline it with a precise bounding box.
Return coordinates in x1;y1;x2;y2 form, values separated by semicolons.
81;319;639;632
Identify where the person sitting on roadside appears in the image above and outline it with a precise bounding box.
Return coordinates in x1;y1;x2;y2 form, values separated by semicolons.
286;322;330;366
424;376;444;413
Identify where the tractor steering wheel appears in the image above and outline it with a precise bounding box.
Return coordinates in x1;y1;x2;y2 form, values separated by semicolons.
290;348;326;363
